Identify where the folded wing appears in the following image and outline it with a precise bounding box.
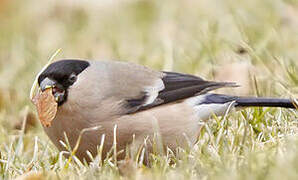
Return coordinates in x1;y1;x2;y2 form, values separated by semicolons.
125;71;238;113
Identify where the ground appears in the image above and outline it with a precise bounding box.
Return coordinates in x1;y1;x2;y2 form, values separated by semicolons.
0;0;297;179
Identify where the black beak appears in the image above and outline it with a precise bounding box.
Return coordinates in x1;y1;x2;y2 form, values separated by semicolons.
40;77;65;104
40;77;57;91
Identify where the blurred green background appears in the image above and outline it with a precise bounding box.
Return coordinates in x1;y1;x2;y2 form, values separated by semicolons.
0;0;297;179
0;0;297;112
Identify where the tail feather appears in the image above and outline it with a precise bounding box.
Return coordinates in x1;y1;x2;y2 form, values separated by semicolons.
235;97;296;109
201;94;296;109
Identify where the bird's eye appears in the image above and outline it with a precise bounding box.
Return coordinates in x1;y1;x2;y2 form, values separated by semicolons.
69;73;77;83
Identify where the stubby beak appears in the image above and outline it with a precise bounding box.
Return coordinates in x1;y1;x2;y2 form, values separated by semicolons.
40;77;57;92
40;77;65;104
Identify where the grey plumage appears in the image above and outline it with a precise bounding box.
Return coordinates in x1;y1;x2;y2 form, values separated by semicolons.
34;59;296;162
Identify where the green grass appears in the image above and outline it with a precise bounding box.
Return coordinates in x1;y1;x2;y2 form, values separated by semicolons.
0;0;297;179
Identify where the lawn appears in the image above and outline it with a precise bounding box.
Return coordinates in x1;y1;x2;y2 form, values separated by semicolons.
0;0;297;179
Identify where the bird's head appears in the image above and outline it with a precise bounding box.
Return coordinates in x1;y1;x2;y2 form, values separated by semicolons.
37;59;90;106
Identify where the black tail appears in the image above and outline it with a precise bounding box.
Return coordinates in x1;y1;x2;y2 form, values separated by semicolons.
235;97;296;109
202;94;297;109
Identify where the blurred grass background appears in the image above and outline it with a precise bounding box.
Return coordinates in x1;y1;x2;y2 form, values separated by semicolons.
0;0;297;179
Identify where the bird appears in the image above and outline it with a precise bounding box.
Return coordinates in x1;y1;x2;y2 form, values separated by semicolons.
33;59;296;163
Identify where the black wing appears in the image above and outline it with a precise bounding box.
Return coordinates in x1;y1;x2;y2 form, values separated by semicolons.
125;71;238;113
158;71;237;103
